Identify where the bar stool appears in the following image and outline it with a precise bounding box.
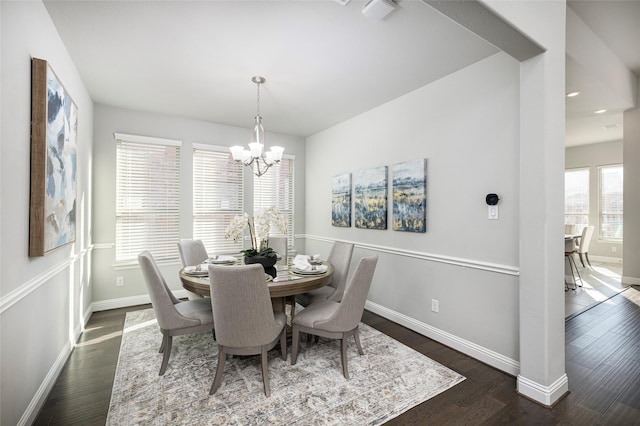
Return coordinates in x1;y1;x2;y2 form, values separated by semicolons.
564;249;583;291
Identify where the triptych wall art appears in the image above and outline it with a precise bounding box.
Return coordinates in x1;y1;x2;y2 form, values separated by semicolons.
331;159;427;233
29;58;78;256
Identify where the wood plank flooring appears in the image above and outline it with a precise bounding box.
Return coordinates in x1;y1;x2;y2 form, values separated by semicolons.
35;286;640;425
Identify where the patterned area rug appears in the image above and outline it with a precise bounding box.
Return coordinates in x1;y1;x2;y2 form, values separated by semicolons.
107;309;465;425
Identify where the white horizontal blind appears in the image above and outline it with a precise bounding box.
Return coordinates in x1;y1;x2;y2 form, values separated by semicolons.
193;146;244;254
254;156;295;247
599;165;623;240
564;168;589;231
115;135;181;263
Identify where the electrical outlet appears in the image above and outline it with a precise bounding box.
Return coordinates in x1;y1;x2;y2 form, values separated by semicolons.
488;205;499;220
116;276;124;287
611;246;617;252
431;299;439;313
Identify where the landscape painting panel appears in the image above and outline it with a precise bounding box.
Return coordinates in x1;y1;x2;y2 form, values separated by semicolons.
30;58;78;255
332;173;351;227
393;159;426;232
355;166;388;230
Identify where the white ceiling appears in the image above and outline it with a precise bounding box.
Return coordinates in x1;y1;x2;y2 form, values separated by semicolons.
44;0;639;145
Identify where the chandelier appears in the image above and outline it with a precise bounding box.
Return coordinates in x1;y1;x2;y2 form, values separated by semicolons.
229;76;284;177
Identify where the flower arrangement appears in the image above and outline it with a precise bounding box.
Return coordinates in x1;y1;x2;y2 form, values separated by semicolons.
225;207;288;257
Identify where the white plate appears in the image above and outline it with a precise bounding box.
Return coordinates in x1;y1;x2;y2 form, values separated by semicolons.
292;268;326;275
183;266;208;276
207;255;237;264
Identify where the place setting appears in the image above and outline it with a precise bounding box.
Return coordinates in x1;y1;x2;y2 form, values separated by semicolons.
292;254;328;275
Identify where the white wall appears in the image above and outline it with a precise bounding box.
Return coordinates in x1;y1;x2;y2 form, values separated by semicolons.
91;105;306;309
304;52;521;369
623;82;640;285
0;2;94;425
565;140;624;261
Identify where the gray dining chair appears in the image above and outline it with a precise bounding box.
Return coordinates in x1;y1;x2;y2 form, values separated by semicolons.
291;255;378;379
296;241;354;307
208;263;287;397
177;239;209;266
138;251;215;375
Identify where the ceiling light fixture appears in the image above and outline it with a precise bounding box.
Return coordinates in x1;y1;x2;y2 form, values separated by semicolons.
362;0;396;21
594;109;607;114
566;91;581;98
229;76;284;177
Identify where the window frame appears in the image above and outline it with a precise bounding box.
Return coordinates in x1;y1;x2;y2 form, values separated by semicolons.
564;167;590;233
598;164;623;241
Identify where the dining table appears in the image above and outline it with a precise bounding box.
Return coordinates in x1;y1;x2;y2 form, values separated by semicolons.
179;259;334;313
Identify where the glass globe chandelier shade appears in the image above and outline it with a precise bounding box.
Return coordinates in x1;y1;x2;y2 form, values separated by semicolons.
229;76;284;177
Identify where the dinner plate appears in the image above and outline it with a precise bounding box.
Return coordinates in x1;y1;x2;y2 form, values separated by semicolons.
292;268;326;275
206;255;237;265
183;266;208;276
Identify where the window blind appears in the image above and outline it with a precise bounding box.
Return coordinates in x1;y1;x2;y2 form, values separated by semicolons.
564;168;589;231
254;156;295;247
193;146;244;254
115;134;181;263
599;165;623;240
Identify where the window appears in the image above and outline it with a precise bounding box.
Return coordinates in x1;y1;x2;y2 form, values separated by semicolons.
565;168;589;230
115;133;181;263
599;165;623;240
254;155;295;247
193;145;244;254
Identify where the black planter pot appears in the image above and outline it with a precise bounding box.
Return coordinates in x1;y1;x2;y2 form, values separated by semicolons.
244;255;278;278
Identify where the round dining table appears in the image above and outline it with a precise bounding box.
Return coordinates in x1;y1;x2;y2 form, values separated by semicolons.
179;261;334;313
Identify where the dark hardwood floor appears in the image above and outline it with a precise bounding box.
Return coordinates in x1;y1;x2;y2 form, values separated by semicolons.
35;286;640;425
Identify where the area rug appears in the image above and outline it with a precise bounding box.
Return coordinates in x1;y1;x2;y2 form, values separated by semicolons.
107;309;465;425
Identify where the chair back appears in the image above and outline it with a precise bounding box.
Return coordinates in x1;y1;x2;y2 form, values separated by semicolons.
317;255;378;332
326;241;354;302
177;239;208;267
578;225;595;254
208;264;280;348
138;251;198;330
268;235;288;266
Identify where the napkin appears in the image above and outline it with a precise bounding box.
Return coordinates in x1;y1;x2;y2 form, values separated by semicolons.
205;255;237;264
293;254;327;273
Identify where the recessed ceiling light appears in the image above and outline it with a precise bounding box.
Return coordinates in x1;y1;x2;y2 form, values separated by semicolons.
566;91;581;98
594;109;607;114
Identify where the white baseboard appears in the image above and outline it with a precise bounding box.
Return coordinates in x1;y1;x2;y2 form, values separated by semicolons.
622;275;640;285
517;373;569;407
589;255;623;264
364;300;520;376
18;341;73;426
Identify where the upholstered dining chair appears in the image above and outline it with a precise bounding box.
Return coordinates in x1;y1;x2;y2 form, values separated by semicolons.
138;251;214;375
291;255;378;379
577;225;595;268
268;235;288;268
296;241;354;307
177;239;209;266
208;264;287;397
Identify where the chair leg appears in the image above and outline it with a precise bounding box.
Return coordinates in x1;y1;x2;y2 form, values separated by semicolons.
159;334;172;376
578;253;586;268
261;346;271;397
209;347;226;395
571;256;583;287
291;325;300;365
585;252;592;267
280;327;287;361
340;337;349;379
353;328;364;356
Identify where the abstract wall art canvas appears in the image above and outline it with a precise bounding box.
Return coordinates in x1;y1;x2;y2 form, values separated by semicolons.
354;166;388;230
331;173;352;227
29;58;78;256
392;159;427;233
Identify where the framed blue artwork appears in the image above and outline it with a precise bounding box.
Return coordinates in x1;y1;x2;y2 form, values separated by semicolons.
354;166;388;230
392;159;427;233
331;173;352;227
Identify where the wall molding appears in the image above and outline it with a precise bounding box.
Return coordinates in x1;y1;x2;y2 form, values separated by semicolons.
91;289;190;312
517;373;569;407
0;246;93;314
303;234;520;276
364;300;520;376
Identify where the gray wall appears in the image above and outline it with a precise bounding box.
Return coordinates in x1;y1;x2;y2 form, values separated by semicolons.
0;2;94;425
623;83;640;285
565;140;624;260
91;105;306;308
304;52;521;369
